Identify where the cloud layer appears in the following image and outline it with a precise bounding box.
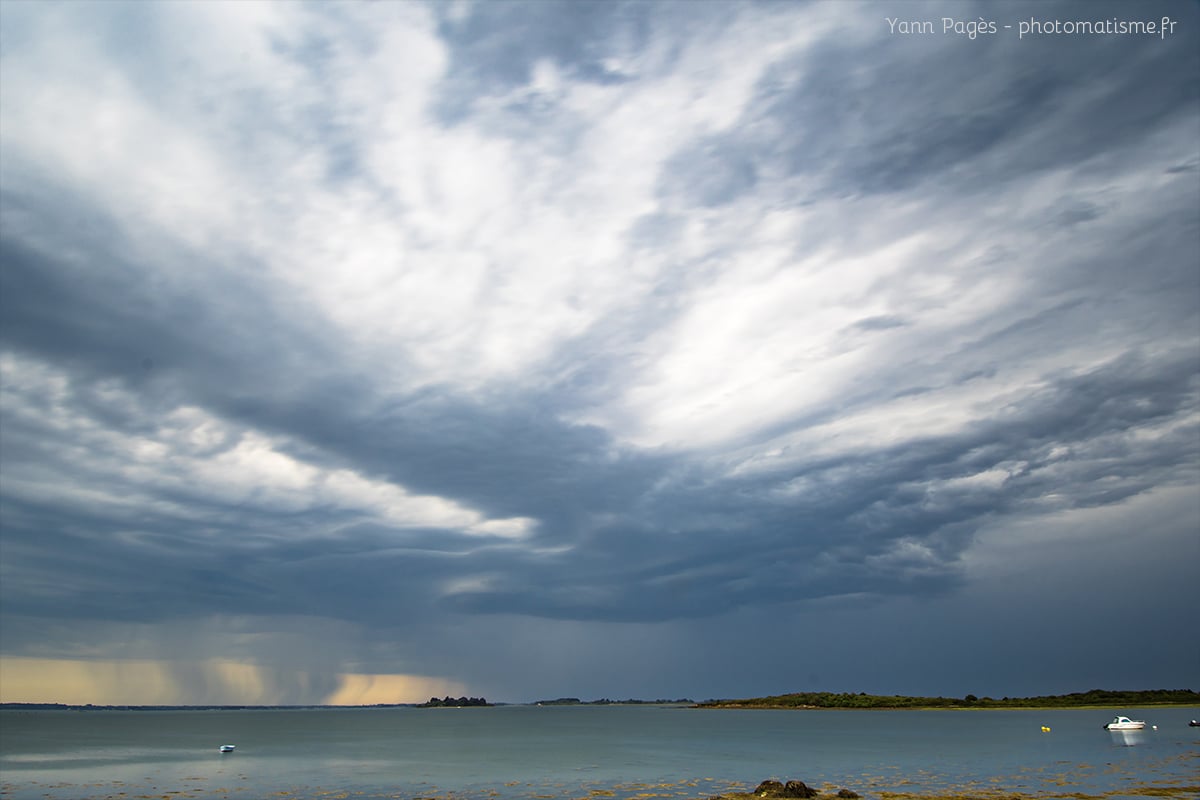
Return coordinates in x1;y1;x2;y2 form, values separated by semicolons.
1;0;1197;703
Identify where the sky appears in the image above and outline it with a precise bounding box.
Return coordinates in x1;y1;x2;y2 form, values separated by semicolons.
0;0;1197;707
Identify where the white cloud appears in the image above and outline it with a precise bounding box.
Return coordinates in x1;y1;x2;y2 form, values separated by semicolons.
0;354;532;539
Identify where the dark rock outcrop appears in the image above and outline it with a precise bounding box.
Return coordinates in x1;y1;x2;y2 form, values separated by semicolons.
753;780;817;798
784;781;817;798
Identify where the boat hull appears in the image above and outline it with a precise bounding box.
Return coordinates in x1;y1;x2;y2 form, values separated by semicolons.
1103;716;1146;731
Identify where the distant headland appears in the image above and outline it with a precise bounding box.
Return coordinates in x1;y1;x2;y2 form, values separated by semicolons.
694;688;1200;710
532;697;694;706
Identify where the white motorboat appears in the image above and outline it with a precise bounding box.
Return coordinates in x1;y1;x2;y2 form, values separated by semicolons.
219;744;236;753
1103;716;1145;731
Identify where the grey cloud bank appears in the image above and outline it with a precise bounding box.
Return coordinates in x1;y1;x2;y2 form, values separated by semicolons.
0;0;1197;705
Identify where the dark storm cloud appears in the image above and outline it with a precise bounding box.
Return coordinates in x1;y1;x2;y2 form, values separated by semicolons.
7;304;1192;631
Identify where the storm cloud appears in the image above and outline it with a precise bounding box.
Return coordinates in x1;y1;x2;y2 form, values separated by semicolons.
1;0;1197;704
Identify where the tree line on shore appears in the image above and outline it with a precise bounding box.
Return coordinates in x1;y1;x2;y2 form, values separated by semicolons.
418;696;490;707
697;688;1199;709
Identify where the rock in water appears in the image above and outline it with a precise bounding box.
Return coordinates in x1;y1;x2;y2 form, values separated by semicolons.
784;781;817;798
753;780;817;799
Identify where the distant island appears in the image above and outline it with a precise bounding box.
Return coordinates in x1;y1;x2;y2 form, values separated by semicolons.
695;688;1200;710
533;697;694;706
418;695;491;707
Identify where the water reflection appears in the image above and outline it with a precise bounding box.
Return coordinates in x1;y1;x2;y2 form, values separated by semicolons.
1108;729;1147;746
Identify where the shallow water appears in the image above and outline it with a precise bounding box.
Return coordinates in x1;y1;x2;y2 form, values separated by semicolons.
1;705;1196;799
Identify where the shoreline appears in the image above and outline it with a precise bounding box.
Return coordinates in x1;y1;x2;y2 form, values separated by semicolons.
693;690;1200;712
706;786;1200;800
696;702;1200;711
4;779;1197;800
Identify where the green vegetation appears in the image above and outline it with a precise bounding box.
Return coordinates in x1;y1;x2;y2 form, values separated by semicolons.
419;695;490;707
696;688;1200;710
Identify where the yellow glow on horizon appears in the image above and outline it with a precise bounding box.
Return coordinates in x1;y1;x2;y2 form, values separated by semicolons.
0;657;178;705
0;657;469;707
324;673;468;706
211;659;268;700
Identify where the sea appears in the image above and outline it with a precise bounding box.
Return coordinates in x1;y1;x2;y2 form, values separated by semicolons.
1;704;1197;800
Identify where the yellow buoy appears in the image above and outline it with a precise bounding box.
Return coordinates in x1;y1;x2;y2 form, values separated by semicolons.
1041;726;1051;732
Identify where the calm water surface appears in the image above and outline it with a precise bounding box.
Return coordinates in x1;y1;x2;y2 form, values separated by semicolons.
1;705;1197;799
